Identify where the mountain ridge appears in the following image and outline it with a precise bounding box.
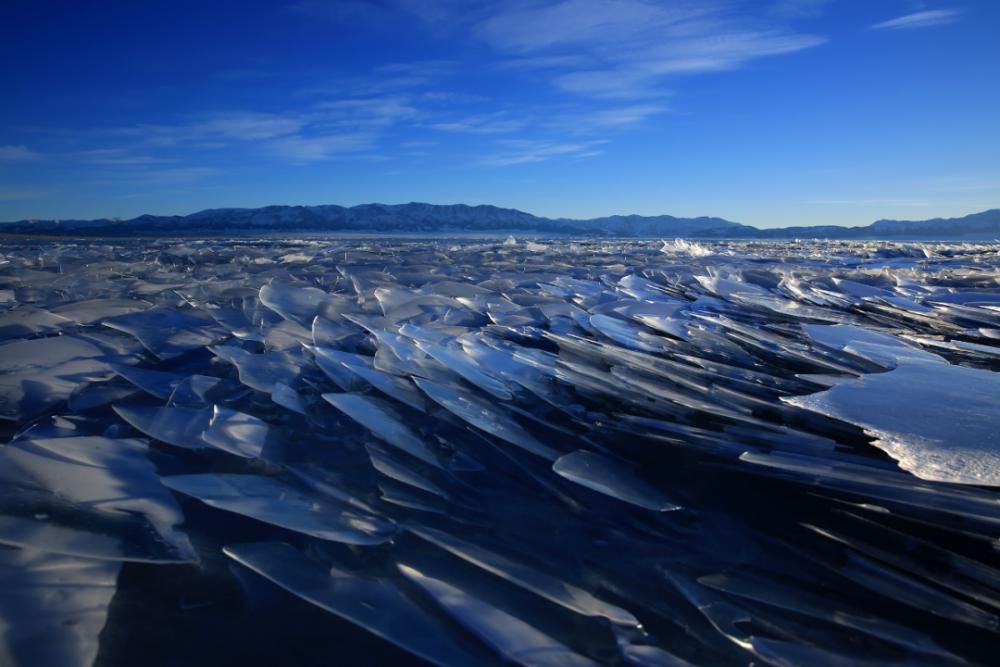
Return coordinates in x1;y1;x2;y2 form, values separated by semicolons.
3;203;999;240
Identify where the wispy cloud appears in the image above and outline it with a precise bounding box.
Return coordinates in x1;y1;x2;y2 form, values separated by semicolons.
0;145;41;161
191;112;304;141
313;96;420;128
303;60;456;98
0;185;51;201
99;99;408;164
428;112;526;134
268;132;375;162
871;9;962;31
110;111;303;147
42;2;830;180
77;149;170;166
480;138;606;166
472;0;825;99
768;0;834;19
584;104;666;127
274;2;828;165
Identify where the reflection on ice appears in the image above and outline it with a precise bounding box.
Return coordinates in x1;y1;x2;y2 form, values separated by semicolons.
788;358;1000;486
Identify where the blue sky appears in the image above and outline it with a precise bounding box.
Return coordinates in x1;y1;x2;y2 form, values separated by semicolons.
1;0;997;227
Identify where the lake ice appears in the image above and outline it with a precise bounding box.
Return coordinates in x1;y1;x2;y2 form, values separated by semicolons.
0;236;998;666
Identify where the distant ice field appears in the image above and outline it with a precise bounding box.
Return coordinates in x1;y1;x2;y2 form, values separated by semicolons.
0;236;998;666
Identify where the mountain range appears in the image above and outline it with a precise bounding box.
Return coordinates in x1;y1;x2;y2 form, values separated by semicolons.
3;203;999;240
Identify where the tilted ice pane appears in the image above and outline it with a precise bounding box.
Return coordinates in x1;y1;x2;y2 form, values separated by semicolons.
413;340;514;400
201;406;272;458
112;404;211;450
0;306;71;340
259;281;337;325
0;546;120;667
342;363;427;412
103;307;229;359
0;436;195;563
322;393;442;468
0;335;117;421
162;474;394;545
50;298;150;325
552;451;682;512
110;364;184;400
224;542;493;667
413;377;559;461
398;562;602;667
408;525;640;627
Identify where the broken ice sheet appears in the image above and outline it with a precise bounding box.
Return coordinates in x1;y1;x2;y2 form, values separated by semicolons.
0;546;120;667
398;561;602;667
201;406;273;459
1;236;999;665
322;392;443;469
412;339;514;400
103;307;229;359
0;306;71;340
209;344;304;393
167;374;247;407
342;362;428;412
110;363;185;400
162;474;394;545
367;443;453;500
553;450;681;512
786;358;1000;486
801;324;941;368
413;377;560;461
224;542;494;666
259;281;338;326
697;569;960;661
49;298;151;325
0;436;195;563
0;335;118;421
112;404;211;450
408;524;640;627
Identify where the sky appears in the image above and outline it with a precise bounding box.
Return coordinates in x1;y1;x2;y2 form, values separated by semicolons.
1;0;998;228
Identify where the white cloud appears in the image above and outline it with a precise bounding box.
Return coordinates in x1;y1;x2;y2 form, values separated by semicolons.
268;133;375;162
191;112;304;141
871;9;962;31
77;149;170;166
585;104;666;127
428;112;526;133
110;112;304;147
768;0;833;19
472;1;825;99
0;145;41;161
480;139;605;166
313;96;420;128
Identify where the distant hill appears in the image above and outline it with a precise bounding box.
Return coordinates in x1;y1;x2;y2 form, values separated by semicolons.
753;209;1000;240
2;203;998;239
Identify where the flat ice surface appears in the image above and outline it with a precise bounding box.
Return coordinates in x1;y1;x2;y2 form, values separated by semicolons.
0;237;999;666
787;358;1000;486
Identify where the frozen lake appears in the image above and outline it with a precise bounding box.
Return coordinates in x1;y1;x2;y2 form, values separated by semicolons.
0;236;998;665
